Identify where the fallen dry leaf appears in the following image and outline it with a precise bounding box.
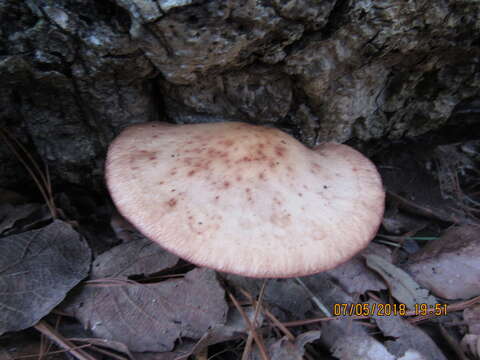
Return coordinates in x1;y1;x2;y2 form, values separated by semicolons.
0;202;51;236
373;309;447;360
300;273;394;359
91;238;179;278
225;244;390;321
464;304;480;335
0;220;91;335
365;254;437;309
328;243;389;294
64;268;228;352
250;331;321;360
264;331;321;360
461;305;480;360
332;335;396;360
397;350;429;360
405;225;480;300
68;337;133;359
223;275;313;318
382;206;429;235
132;342;196;360
176;306;264;359
0;203;39;234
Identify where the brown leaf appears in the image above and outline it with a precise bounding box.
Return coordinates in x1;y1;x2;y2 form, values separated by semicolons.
199;306;263;346
266;331;321;360
0;220;91;335
65;268;228;352
374;312;447;360
0;203;45;235
68;337;133;358
223;275;313;318
328;243;389;294
405;225;480;300
132;342;196;360
91;238;179;278
332;335;396;360
299;273;394;360
365;254;437;309
172;306;264;359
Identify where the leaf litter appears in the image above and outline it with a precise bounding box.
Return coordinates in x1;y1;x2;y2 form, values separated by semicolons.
365;254;437;309
404;225;480;300
0;220;91;335
2;139;480;359
461;304;480;358
251;331;321;360
62;238;228;352
373;308;447;360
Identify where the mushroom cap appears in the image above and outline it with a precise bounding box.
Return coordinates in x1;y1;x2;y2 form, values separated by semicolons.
106;122;385;278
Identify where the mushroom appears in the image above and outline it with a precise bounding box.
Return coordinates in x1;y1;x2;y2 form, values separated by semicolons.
106;122;385;278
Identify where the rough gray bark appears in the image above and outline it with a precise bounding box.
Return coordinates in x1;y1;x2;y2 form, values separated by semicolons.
1;0;479;189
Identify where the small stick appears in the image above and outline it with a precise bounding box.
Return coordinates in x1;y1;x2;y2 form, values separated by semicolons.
86;346;129;360
0;129;57;218
195;348;208;360
439;324;469;360
283;315;369;327
34;320;96;360
239;288;295;341
294;278;332;317
12;345;92;359
228;292;270;360
242;280;267;360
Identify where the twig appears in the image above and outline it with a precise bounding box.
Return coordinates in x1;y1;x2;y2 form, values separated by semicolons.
86;346;128;360
242;280;267;360
239;288;295;341
228;292;270;360
195;348;208;360
0;129;57;218
34;320;96;360
12;345;92;359
294;278;332;317
387;191;462;224
439;324;470;360
84;278;140;286
41;315;62;360
283;315;369;327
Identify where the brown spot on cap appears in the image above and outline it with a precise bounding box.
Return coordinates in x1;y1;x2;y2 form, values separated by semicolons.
275;145;287;157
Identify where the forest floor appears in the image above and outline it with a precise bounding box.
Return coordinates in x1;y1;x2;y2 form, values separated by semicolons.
1;131;480;360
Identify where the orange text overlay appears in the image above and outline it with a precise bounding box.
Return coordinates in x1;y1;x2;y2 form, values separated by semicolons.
332;303;448;317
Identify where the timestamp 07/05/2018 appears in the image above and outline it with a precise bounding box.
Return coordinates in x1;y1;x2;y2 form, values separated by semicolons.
332;303;448;317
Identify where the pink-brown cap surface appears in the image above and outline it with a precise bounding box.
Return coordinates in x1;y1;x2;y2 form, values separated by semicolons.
106;122;385;278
